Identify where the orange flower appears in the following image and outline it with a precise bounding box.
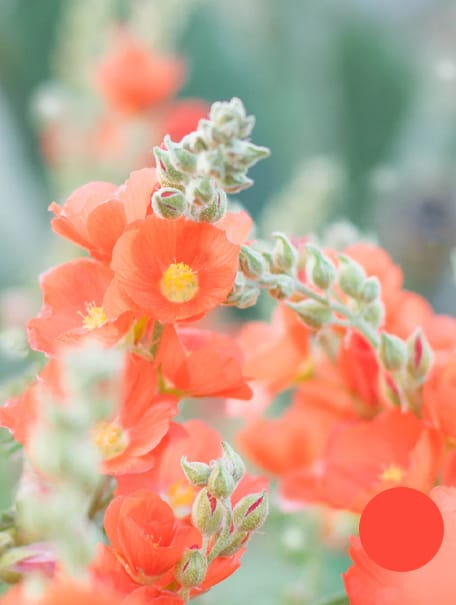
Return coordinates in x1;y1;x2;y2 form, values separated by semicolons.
0;581;134;605
0;360;62;446
238;374;356;475
337;331;381;413
117;420;268;514
108;216;239;323
344;486;456;605
49;168;156;263
96;30;184;114
423;359;456;440
102;490;200;586
155;325;252;400
236;303;310;395
94;353;179;475
27;258;133;356
281;409;442;513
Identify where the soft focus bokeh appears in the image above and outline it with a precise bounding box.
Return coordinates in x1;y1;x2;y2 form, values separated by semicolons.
1;1;456;603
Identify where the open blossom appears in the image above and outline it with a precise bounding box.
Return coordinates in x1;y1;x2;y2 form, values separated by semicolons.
96;491;200;596
27;258;133;356
344;487;456;605
94;353;179;475
155;325;252;400
95;30;184;114
107;215;240;323
49;168;156;263
280;409;442;513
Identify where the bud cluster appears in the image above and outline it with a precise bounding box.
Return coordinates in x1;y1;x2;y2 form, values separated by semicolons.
179;441;268;590
152;98;270;223
223;232;434;413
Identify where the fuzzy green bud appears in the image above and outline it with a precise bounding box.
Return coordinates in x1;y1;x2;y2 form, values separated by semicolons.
181;457;211;486
218;531;250;556
406;328;433;383
379;333;407;371
191;488;224;535
164;135;197;174
239;245;268;280
153;146;188;187
271;232;298;274
361;300;385;329
199;189;228;223
175;548;208;588
220;172;253;194
263;274;295;300
306;244;336;290
224;276;260;309
287;299;332;329
207;461;235;499
233;491;268;533
357;276;381;304
221;442;246;484
338;255;366;299
151;187;186;219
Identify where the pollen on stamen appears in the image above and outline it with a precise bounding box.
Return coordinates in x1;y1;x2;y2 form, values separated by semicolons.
380;464;405;484
160;262;199;303
92;421;128;460
79;302;108;330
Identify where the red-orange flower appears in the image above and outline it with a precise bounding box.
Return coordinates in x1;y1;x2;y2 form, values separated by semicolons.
108;215;239;323
27;258;132;356
0;584;120;605
49;168;156;263
423;359;456;440
94;353;179;475
96;30;184;114
281;409;442;513
102;490;200;586
155;325;252;400
344;486;456;605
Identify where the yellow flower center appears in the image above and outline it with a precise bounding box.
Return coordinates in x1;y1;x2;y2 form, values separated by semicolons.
80;302;108;330
166;481;195;511
380;464;405;484
160;262;198;303
92;421;128;460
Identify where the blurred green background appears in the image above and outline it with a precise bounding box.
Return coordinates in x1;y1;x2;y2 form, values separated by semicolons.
1;1;456;603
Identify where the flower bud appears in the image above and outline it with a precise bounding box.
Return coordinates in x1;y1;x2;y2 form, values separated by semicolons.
181;457;211;486
379;333;407;372
175;548;208;588
151;187;186;219
406;328;433;383
379;370;401;407
221;441;246;484
153;146;188;187
164;135;197;174
239;246;268;280
218;531;250;556
337;255;366;299
361;300;385;329
357;276;380;304
207;461;235;499
224;277;260;309
191;488;224;535
271;232;298;274
233;491;268;533
197;190;227;223
306;245;337;290
220;171;253;194
265;274;295;300
287;299;332;329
